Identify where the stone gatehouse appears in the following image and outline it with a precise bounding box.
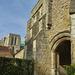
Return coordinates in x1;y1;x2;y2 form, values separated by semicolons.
24;0;75;75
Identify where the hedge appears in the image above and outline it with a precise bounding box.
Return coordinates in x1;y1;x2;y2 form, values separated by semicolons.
63;64;75;75
0;57;34;75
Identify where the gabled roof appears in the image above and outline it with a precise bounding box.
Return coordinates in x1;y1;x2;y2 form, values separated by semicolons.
0;46;14;57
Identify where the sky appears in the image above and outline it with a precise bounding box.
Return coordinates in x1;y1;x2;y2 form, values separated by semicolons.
0;0;38;41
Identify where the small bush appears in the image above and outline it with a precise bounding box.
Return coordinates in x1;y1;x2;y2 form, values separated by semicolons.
0;57;34;75
63;64;75;75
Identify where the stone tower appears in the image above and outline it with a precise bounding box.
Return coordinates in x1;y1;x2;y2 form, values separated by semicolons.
4;33;21;53
24;0;75;75
0;33;21;53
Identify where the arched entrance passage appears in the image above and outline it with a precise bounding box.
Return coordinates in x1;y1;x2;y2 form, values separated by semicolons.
50;31;71;75
55;40;71;66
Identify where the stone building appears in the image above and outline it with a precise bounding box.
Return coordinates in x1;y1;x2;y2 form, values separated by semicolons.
0;37;6;46
0;33;21;53
15;49;24;59
24;0;75;75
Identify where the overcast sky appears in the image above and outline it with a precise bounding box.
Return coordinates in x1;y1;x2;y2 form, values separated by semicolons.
0;0;38;41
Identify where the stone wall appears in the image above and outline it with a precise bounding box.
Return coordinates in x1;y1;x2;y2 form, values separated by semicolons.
48;0;71;74
48;0;70;41
31;0;43;17
15;49;24;59
70;14;75;64
24;0;52;75
24;0;75;75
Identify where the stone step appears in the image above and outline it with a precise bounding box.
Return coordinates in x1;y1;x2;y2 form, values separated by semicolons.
57;65;67;75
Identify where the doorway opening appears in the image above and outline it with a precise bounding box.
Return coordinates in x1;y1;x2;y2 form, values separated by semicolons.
55;40;71;66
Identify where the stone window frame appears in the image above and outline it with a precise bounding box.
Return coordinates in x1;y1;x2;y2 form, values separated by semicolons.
15;37;17;45
11;37;13;45
33;40;36;51
30;29;32;38
32;15;37;24
38;5;43;19
39;18;43;32
33;40;36;59
12;47;14;52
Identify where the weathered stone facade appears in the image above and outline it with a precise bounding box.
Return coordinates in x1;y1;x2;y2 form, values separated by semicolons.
24;0;75;75
15;49;24;59
0;37;6;46
0;33;21;53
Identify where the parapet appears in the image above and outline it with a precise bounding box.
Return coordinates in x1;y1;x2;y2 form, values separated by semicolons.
31;0;43;17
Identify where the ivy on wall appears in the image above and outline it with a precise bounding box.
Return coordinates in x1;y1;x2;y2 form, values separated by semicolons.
0;57;34;75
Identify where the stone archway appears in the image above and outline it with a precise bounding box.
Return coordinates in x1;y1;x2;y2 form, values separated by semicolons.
55;40;71;66
54;40;71;75
50;31;71;75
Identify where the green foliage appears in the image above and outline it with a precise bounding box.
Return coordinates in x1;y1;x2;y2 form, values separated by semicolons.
63;64;75;75
0;57;34;75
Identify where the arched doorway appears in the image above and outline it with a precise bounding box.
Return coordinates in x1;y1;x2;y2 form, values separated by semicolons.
54;40;71;75
51;40;71;75
55;40;71;66
50;32;71;75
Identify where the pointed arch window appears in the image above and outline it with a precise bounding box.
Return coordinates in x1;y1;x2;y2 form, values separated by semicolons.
15;37;17;45
11;37;13;45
